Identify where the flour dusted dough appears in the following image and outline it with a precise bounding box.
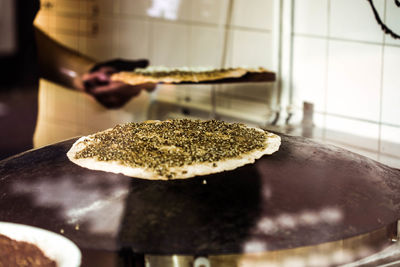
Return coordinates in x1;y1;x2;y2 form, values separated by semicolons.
67;120;281;180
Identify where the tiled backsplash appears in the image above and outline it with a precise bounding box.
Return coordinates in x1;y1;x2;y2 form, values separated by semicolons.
291;0;400;168
35;0;276;68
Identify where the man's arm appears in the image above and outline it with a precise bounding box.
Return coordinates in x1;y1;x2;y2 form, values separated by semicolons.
34;26;95;90
34;26;155;108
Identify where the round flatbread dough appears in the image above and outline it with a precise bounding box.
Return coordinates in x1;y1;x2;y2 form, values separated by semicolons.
67;119;281;180
111;66;270;85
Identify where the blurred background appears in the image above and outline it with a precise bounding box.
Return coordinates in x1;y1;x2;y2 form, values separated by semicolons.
2;0;399;168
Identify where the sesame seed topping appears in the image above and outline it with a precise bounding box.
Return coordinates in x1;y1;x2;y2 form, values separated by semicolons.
74;119;268;178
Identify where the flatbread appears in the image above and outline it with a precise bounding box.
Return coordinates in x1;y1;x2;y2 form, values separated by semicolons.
111;66;270;86
67;119;281;180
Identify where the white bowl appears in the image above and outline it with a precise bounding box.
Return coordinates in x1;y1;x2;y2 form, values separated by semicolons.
0;222;81;267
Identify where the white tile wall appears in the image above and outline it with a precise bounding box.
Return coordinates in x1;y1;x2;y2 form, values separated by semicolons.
50;16;79;33
313;112;326;130
189;25;224;67
91;0;118;16
380;125;400;158
218;83;276;103
151;21;190;66
118;18;151;59
57;0;116;17
33;0;400;168
34;10;49;31
329;0;385;43
119;0;151;16
38;1;53;16
42;79;81;125
324;139;380;161
291;0;400;168
184;84;212;106
326;40;382;122
34;121;79;148
384;0;400;46
216;82;278;125
190;0;229;25
146;0;191;21
382;45;400;126
232;0;274;31
80;18;118;61
47;15;57;35
293;0;328;36
34;81;80;148
325;116;380;151
292;36;327;112
154;84;181;102
83;91;150;132
229;29;274;68
174;0;193;21
53;0;80;15
378;154;400;169
54;33;79;50
217;98;271;124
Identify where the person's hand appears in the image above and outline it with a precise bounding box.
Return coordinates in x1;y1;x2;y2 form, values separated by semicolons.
82;66;155;109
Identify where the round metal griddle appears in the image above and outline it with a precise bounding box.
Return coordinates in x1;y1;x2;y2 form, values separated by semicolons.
0;133;400;265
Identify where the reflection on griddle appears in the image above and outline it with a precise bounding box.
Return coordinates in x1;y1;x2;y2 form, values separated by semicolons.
118;164;263;255
11;174;130;236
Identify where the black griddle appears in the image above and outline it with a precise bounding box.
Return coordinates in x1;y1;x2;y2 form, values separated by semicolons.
0;133;399;260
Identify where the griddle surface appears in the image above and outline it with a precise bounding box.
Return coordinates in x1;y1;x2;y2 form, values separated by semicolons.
0;134;399;255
